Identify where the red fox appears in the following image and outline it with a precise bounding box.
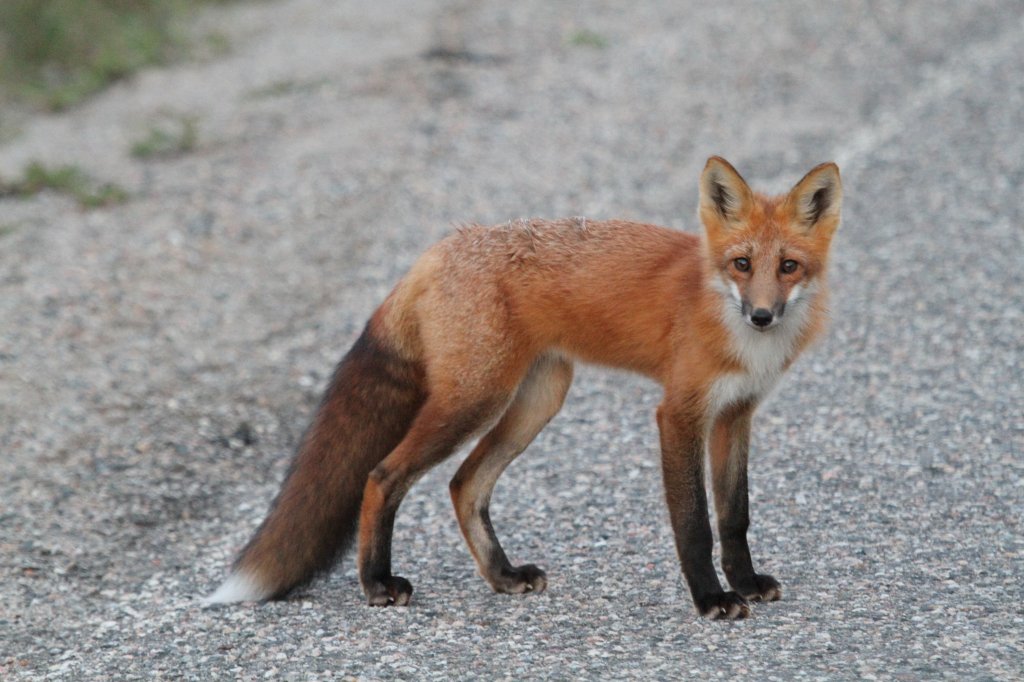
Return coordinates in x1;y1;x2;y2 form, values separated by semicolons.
206;157;842;619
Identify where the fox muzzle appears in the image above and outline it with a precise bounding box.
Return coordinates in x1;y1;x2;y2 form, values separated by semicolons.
741;301;786;330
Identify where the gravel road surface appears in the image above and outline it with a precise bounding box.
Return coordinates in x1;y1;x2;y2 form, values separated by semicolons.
2;1;1022;679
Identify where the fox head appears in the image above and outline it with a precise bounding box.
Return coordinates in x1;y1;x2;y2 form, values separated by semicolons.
698;156;842;333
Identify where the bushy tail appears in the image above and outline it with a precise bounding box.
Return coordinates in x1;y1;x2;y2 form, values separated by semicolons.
205;324;426;603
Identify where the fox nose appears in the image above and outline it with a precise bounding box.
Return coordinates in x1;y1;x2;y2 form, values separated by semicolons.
750;308;774;327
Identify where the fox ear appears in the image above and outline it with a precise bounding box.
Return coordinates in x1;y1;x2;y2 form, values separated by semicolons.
785;162;842;235
699;156;754;229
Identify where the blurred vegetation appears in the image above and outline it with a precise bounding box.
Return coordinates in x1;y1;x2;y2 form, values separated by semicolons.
131;114;198;158
0;161;129;207
0;0;236;111
567;29;609;49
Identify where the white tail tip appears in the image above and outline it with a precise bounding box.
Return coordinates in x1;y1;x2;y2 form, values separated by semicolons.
202;570;270;605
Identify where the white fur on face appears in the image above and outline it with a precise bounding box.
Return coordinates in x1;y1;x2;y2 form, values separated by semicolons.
728;280;742;304
787;283;804;303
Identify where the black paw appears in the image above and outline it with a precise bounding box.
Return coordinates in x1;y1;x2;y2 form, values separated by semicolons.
364;575;414;607
731;573;782;602
695;591;750;620
489;564;548;594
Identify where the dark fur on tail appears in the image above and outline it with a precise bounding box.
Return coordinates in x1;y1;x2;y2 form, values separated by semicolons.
229;324;426;599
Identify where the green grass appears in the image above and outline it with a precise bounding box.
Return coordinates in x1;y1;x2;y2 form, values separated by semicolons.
131;115;198;159
568;29;609;49
0;1;239;111
245;77;329;100
0;162;128;208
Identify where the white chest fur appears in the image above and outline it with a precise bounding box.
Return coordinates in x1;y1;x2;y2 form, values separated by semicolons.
707;366;785;417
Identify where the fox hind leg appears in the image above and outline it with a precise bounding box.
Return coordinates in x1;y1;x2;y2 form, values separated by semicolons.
449;354;573;595
357;390;515;606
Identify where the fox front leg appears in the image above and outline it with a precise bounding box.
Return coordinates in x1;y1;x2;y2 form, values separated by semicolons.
657;401;750;620
709;402;782;603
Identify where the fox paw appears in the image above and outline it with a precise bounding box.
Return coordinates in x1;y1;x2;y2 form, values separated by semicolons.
732;573;782;602
364;575;413;607
695;591;750;620
489;564;548;594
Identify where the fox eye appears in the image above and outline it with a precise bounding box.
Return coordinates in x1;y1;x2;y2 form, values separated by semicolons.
733;257;751;272
780;259;799;274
